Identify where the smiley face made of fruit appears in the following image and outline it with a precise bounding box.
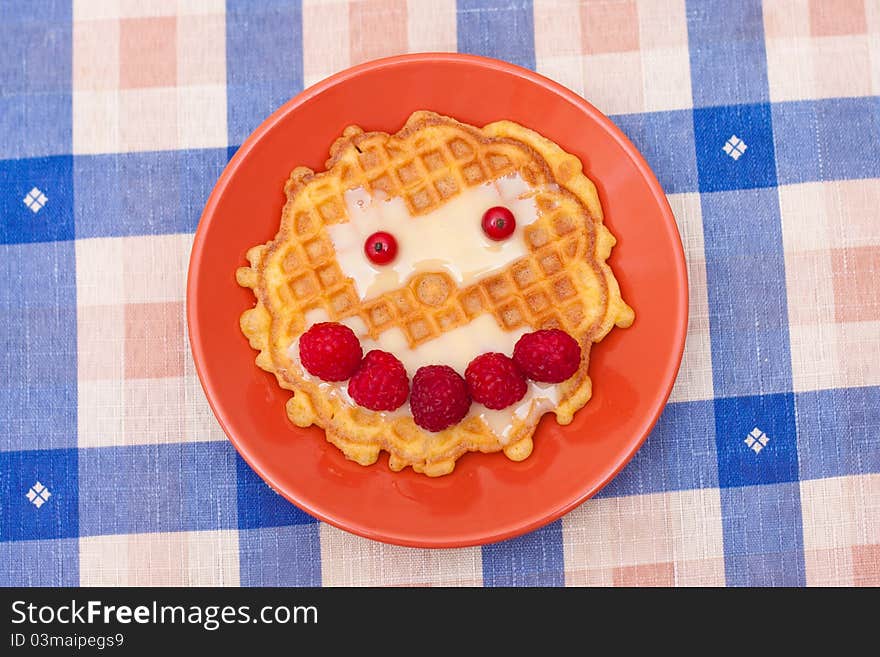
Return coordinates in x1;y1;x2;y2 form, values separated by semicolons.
237;111;633;477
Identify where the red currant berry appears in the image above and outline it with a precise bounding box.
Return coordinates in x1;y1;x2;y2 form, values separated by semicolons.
364;231;398;265
481;206;516;240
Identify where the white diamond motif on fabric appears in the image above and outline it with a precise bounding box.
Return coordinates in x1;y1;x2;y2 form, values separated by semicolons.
23;186;48;213
26;481;52;508
723;135;747;161
744;427;769;454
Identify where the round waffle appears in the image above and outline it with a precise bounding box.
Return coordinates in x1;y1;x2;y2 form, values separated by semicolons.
236;111;633;476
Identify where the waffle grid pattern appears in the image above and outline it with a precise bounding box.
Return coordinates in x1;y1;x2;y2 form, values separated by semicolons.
271;124;598;349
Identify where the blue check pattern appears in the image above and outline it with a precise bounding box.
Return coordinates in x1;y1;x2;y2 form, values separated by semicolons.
2;0;878;587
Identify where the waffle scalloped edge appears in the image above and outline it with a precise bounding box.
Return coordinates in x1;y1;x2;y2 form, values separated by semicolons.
236;110;634;476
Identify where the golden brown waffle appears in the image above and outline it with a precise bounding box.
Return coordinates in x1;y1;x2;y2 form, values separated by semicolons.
237;111;633;476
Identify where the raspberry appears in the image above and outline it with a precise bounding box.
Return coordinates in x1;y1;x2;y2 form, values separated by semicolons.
348;350;409;411
410;365;471;432
513;329;582;383
298;322;363;381
465;353;527;410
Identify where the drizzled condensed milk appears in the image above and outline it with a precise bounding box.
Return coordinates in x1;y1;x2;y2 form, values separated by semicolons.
327;174;539;301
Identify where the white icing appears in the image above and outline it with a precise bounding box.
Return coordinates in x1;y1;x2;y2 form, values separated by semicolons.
328;173;539;301
360;314;525;376
478;381;561;440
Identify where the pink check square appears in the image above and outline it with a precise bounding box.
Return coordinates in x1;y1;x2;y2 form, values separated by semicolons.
124;301;185;379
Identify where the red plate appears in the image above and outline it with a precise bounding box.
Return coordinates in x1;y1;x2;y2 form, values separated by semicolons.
187;54;687;548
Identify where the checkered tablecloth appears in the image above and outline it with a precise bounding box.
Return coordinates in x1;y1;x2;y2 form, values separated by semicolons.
2;0;878;587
